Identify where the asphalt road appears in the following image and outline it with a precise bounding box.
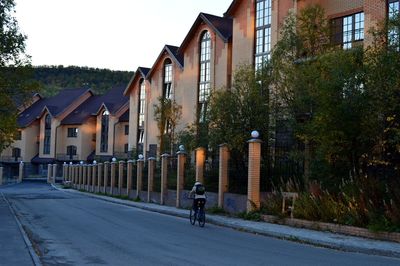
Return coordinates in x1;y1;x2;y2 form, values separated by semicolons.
1;182;400;266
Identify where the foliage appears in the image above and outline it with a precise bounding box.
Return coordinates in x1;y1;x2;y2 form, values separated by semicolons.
207;205;227;215
0;0;38;152
153;96;182;155
237;210;263;221
33;65;133;96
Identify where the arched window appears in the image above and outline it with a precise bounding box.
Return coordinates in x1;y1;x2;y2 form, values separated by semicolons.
100;110;109;152
137;79;146;145
255;0;272;71
198;31;211;123
12;148;21;161
66;145;77;160
163;58;173;99
43;114;51;154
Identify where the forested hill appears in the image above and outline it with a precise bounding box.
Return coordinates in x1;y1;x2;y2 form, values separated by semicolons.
33;65;134;96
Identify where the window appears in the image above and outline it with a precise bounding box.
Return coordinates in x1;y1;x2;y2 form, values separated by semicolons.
138;80;146;146
67;128;78;138
389;0;400;48
100;110;109;152
67;145;77;160
164;59;173;99
124;143;129;153
332;12;364;49
198;31;211;123
12;148;21;160
255;0;272;71
124;125;129;135
43;114;51;154
15;130;21;140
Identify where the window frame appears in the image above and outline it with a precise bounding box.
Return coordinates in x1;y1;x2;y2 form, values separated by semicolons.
198;30;211;123
67;127;78;138
100;110;109;153
332;12;365;49
255;0;272;71
43;114;51;154
163;58;173;99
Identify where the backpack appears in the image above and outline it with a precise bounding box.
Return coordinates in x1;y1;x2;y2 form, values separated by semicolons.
195;184;205;195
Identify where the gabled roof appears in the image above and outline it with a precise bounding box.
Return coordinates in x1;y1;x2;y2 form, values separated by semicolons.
124;67;150;96
147;45;184;79
60;95;102;125
224;0;241;17
17;88;91;128
179;13;233;53
95;85;129;116
118;109;129;122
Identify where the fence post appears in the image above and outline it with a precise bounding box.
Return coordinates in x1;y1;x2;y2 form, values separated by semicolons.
52;163;57;184
110;161;116;195
18;161;24;183
47;164;52;184
87;165;92;191
127;160;133;196
247;131;262;212
136;158;144;199
79;164;83;189
92;162;97;193
218;144;229;208
0;167;3;185
62;162;67;182
82;164;87;190
72;165;75;186
118;161;125;195
195;147;205;183
98;163;103;193
104;162;109;194
69;163;73;182
147;157;156;203
160;154;169;205
176;147;186;208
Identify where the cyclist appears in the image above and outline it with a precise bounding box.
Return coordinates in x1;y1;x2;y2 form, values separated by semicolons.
189;181;206;212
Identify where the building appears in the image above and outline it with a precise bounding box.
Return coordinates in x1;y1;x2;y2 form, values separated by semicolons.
124;0;391;158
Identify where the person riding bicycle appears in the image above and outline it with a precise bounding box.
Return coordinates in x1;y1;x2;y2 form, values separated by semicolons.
189;181;206;212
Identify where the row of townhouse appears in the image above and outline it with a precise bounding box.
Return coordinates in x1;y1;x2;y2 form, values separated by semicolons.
124;0;393;159
0;86;129;177
1;0;396;177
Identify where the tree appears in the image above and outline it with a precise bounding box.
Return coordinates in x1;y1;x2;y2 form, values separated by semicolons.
0;0;38;152
153;96;182;155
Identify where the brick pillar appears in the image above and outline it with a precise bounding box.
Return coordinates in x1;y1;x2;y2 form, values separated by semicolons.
82;165;87;190
98;163;103;193
0;167;3;185
47;164;52;184
62;163;67;181
110;162;116;195
218;144;229;208
127;160;133;196
104;162;109;194
247;133;262;212
18;162;24;183
195;147;206;183
92;163;97;192
160;154;169;205
68;163;73;182
87;165;92;190
52;164;57;184
118;161;125;195
71;165;75;186
176;150;186;208
147;157;155;203
136;159;144;198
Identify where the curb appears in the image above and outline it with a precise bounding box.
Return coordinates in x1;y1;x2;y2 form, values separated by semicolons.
1;192;43;266
51;184;400;259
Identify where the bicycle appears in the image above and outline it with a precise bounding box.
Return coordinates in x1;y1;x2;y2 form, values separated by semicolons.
189;197;206;227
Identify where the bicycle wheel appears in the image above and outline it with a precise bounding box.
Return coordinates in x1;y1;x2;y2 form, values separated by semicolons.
189;209;196;225
198;209;205;227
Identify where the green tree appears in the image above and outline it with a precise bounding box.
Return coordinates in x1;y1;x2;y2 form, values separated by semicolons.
0;0;38;152
153;96;182;155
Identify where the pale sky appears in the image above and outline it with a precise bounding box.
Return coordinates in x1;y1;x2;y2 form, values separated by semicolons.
15;0;233;71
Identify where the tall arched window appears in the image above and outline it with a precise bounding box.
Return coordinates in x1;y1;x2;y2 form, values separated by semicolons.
198;31;211;123
66;145;77;160
100;110;109;152
163;59;173;99
255;0;272;71
43;114;51;154
138;80;146;145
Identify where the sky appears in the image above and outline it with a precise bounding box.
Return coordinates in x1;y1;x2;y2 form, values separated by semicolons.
14;0;233;71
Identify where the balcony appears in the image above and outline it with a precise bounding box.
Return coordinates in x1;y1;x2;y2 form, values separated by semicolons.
0;156;22;162
56;154;79;161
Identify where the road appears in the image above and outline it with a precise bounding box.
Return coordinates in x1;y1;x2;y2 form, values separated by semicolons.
1;182;400;266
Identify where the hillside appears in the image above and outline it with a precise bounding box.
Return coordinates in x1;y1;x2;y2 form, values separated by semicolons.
33;65;134;96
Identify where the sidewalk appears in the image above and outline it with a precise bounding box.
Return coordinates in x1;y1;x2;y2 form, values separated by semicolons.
55;185;400;259
0;193;37;266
